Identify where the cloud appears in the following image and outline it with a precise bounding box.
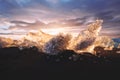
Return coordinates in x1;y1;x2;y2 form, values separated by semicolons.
0;0;120;38
8;16;95;33
9;21;46;30
46;0;59;4
10;20;31;25
61;16;96;26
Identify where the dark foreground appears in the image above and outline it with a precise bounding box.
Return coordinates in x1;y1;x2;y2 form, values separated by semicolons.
0;47;120;79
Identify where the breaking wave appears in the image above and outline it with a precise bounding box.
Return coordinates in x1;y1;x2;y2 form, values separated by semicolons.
0;20;117;55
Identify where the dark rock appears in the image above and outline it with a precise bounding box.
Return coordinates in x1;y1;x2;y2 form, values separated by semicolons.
0;47;120;79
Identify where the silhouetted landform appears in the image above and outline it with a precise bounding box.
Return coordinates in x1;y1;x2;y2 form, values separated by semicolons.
1;46;120;79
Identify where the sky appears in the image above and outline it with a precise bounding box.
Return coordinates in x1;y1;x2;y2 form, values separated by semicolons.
0;0;120;39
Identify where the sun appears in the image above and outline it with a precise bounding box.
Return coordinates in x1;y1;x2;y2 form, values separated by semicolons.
41;28;67;35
